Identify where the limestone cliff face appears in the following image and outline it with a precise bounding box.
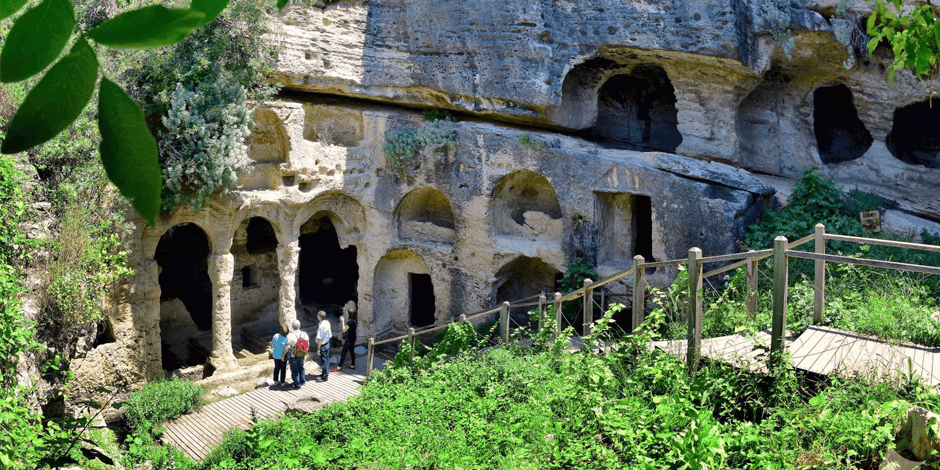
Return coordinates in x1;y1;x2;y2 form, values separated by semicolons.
73;0;940;391
269;0;940;220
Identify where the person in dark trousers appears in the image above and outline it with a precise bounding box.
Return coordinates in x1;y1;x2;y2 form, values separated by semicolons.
271;325;290;386
337;308;357;370
315;310;332;382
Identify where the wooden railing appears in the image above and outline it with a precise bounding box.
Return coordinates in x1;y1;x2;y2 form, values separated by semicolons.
365;225;940;376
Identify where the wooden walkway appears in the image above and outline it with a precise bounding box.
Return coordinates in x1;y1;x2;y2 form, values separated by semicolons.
163;360;379;460
653;326;940;385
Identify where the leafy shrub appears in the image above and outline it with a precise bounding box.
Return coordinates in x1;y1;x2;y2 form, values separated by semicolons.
124;378;203;435
382;120;457;178
519;133;544;149
126;0;275;213
159;80;251;212
556;257;598;329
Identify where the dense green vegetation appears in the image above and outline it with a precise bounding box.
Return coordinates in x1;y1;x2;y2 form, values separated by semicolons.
85;311;938;470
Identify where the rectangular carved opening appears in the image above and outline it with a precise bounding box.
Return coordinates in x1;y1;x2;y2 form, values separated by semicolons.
409;273;435;328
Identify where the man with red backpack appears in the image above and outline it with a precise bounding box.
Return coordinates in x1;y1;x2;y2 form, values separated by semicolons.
285;320;310;389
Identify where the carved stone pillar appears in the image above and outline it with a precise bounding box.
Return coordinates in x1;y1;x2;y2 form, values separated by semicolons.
276;237;300;332
207;252;238;373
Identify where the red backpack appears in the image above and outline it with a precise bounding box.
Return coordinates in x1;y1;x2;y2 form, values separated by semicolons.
293;334;309;358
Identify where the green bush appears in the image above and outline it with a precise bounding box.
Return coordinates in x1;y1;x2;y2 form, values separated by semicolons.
196;308;927;470
159;79;251;212
382;119;457;178
125;0;276;213
124;378;204;435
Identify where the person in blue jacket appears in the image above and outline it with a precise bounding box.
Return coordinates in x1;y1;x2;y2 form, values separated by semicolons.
271;325;290;386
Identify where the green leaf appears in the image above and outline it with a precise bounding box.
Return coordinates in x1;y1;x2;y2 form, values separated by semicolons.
0;0;29;20
277;0;289;11
98;78;161;226
190;0;229;26
0;0;76;83
87;5;205;49
0;37;97;155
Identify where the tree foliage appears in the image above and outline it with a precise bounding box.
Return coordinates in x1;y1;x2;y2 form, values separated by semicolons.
867;0;940;86
0;0;288;224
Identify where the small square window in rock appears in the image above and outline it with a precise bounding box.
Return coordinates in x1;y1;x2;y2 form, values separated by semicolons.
242;266;258;289
282;175;295;187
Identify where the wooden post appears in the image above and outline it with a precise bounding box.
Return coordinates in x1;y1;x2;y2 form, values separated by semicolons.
500;301;510;344
772;236;789;362
814;223;826;325
600;290;606;315
746;251;758;319
366;337;375;377
582;279;594;335
537;294;547;332
553;292;562;339
686;248;703;372
407;327;416;362
632;255;646;332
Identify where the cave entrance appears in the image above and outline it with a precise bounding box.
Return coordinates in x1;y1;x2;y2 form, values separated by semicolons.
887;100;940;168
813;85;872;164
409;273;435;328
594;65;682;153
490;170;563;239
299;216;359;312
596;193;656;270
155;223;213;371
494;256;562;321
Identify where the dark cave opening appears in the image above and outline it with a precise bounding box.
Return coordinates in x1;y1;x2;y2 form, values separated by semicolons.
299;217;359;309
246;217;278;254
409;273;435;328
593;65;682;153
886;100;940;168
813;85;872;164
155;223;212;331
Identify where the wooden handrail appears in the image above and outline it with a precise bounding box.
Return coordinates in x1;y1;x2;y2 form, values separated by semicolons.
700;249;773;265
824;233;940;253
787;250;940;276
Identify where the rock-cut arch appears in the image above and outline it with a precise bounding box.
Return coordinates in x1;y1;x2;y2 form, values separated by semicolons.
155;223;212;371
490;170;563;239
298;211;359;314
248;108;289;163
372;250;436;337
230;217;281;345
493;256;561;320
594;65;682;153
396;187;456;244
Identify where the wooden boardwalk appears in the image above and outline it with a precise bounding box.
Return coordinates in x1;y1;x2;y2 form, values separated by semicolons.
163;360;379;460
653;326;940;385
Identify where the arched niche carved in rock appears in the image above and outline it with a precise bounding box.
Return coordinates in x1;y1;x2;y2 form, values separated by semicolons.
298;213;359;314
155;223;212;371
372;249;436;337
490;170;563;239
813;85;872;164
396;187;456;244
552;57;621;129
248;108;289;163
887;100;940;168
594;65;682;153
493;256;561;319
230;217;281;348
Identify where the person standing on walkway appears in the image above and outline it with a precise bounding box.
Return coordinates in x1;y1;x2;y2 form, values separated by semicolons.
336;308;357;370
315;311;332;382
286;320;310;389
271;325;290;386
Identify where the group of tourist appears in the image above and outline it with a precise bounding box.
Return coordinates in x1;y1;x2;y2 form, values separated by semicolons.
269;308;358;389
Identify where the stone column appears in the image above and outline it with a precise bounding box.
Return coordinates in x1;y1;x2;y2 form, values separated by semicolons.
276;237;300;331
207;252;239;373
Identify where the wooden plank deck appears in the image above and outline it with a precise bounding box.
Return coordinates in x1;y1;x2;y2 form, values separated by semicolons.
163;358;382;460
653;326;940;386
